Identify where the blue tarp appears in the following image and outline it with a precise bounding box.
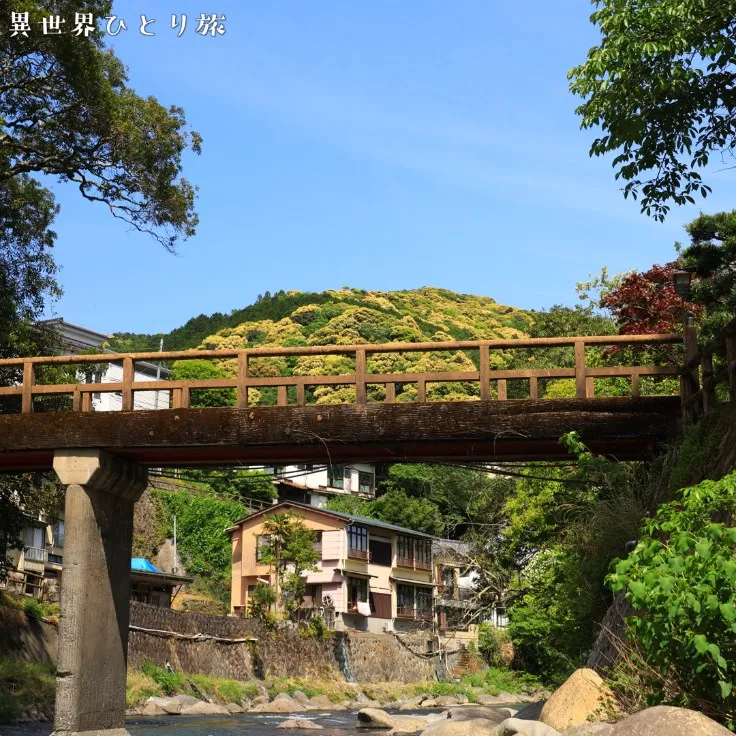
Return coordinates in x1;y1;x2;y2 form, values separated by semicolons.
131;558;160;573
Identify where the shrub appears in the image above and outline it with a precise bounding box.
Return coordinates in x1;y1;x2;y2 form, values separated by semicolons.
609;472;736;725
478;623;511;667
140;661;187;696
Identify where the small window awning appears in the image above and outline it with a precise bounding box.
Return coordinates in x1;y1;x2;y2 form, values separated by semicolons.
338;568;378;579
390;576;437;587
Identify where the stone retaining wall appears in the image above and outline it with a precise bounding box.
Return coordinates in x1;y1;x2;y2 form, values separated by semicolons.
128;602;461;683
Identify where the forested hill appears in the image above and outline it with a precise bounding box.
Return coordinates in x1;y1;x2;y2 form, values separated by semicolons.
109;287;532;352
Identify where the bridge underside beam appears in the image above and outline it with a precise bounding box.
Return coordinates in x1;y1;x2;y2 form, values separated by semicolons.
0;397;680;470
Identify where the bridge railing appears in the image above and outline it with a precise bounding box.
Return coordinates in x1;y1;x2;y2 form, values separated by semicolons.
681;317;736;424
0;334;683;413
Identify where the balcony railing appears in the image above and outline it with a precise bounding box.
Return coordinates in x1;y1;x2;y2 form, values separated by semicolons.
348;548;370;561
396;606;433;621
396;557;414;568
414;559;432;571
438;585;476;601
24;546;47;563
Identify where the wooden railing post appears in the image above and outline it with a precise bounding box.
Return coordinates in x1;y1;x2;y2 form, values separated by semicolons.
22;361;34;413
575;341;586;398
237;352;249;408
497;379;507;400
682;322;699;424
355;349;367;405
121;357;133;411
479;345;490;401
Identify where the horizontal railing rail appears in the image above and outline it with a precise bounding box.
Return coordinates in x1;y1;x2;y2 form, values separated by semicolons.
0;333;684;414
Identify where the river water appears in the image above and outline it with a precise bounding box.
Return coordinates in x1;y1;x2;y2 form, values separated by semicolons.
1;708;452;736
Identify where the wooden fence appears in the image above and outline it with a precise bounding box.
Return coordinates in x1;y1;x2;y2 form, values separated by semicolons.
0;334;683;414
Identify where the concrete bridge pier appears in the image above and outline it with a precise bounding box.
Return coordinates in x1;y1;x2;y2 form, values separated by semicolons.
52;449;148;736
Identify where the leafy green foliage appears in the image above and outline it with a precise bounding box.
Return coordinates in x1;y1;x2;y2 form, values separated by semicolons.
0;657;56;723
477;623;511;667
247;582;278;626
568;0;736;219
259;512;319;618
170;360;235;407
2;1;201;250
154;490;247;603
181;467;276;504
141;661;187;696
681;211;736;341
609;472;736;721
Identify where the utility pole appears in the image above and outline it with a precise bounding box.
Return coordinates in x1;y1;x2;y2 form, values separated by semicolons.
173;515;178;574
153;338;164;410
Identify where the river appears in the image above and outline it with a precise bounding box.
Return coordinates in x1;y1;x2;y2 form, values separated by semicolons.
1;708;458;736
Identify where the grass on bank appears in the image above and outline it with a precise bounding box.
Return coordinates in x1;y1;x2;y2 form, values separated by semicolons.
0;592;60;622
0;657;56;723
126;662;545;709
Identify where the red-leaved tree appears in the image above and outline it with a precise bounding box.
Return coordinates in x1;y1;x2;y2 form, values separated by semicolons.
600;262;702;335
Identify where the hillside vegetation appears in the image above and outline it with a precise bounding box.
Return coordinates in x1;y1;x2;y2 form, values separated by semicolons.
109;286;532;353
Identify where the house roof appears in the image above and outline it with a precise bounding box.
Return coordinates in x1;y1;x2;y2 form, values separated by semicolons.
225;500;438;540
130;557;193;584
131;558;159;572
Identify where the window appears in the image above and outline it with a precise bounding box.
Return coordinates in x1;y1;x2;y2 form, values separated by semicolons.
358;470;374;494
396;535;414;567
416;587;433;620
23;526;43;550
348;525;369;560
256;534;271;563
415;540;432;570
313;531;323;556
327;466;344;489
397;583;414;617
369;539;392;567
53;520;64;549
48;554;63;565
347;577;368;610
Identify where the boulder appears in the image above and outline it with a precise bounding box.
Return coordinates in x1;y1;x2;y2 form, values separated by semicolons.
392;715;430;733
496;692;524;704
476;695;505;706
357;708;396;729
180;701;231;715
141;701;170;717
607;706;732;735
456;695;469;705
448;706;507;725
167;694;201;707
291;690;312;705
400;696;427;710
252;696;301;713
492;718;562;736
420;718;499;736
226;702;244;713
539;669;617;732
422;699;438;708
251;695;270;707
310;694;345;710
435;696;461;707
277;718;324;730
565;725;614;736
514;700;545;721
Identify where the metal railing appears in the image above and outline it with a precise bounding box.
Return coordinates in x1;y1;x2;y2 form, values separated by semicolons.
0;333;683;414
23;546;47;563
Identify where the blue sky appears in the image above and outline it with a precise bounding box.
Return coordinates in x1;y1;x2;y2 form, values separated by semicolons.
45;0;736;336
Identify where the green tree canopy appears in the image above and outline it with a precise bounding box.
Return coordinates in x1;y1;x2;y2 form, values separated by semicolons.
2;0;201;250
569;0;736;220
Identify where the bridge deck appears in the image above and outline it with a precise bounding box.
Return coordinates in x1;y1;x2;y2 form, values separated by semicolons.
0;397;680;470
0;334;683;469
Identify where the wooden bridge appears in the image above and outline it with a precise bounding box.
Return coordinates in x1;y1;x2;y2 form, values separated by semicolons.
0;333;685;471
0;330;712;736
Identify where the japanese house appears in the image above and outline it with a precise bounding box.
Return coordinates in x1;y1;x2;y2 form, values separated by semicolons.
227;501;438;633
